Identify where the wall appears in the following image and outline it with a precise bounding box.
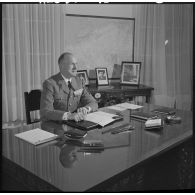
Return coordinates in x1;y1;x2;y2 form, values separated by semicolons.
65;4;135;18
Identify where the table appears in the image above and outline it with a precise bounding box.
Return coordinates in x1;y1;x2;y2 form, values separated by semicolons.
1;104;193;191
87;83;154;106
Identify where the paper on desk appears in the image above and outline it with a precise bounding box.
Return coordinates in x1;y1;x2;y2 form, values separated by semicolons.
85;111;117;127
107;103;143;111
15;128;58;145
107;105;127;111
118;102;143;109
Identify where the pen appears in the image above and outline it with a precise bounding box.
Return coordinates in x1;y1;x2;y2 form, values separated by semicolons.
111;127;134;134
113;130;133;134
102;123;130;134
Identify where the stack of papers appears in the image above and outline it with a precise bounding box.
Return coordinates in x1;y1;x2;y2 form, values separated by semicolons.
107;102;143;111
15;128;58;145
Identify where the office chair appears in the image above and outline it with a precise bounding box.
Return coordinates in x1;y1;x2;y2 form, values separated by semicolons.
24;89;42;124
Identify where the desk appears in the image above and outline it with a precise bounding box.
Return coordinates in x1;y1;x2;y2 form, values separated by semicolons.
1;104;193;191
87;83;154;106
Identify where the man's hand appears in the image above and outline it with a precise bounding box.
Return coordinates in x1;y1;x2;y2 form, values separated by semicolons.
67;112;86;122
77;107;89;115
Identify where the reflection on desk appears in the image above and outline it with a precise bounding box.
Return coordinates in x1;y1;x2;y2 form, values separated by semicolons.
2;104;193;191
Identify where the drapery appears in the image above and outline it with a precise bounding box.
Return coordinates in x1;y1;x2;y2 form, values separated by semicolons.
132;4;192;110
164;4;193;110
3;4;66;122
2;4;193;123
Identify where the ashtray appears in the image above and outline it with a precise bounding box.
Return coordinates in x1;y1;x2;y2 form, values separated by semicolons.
164;115;181;124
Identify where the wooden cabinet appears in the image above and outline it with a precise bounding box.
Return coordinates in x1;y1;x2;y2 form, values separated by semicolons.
87;83;154;107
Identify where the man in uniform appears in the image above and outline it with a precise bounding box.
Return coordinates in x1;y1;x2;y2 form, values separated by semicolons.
40;52;98;122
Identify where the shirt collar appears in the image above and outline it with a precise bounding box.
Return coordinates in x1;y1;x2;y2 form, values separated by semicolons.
61;73;72;83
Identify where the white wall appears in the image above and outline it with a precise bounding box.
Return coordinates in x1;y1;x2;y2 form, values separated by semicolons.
65;4;135;18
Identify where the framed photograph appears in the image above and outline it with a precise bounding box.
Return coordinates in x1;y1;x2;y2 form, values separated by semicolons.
77;70;89;85
121;62;141;85
95;68;109;86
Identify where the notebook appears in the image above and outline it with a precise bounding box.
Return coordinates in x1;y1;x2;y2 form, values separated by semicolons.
131;111;157;121
15;128;58;145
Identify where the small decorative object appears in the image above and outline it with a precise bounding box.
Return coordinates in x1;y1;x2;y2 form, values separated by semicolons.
121;61;141;85
94;92;101;99
95;68;109;86
77;70;89;85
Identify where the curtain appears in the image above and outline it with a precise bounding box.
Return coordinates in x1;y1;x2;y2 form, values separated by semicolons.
132;4;192;110
2;4;193;123
164;4;193;110
2;4;66;123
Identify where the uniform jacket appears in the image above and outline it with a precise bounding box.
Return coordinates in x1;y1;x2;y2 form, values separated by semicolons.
40;72;98;121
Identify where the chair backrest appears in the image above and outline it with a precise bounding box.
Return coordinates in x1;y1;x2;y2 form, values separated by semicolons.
24;89;42;124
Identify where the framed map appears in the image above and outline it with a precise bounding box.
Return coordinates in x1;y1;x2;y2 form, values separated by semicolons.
65;14;135;78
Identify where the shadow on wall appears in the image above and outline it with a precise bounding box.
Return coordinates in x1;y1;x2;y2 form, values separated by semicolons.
89;69;96;78
112;64;121;78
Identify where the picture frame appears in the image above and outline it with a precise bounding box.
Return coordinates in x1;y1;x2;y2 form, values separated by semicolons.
121;61;141;85
76;70;89;86
95;68;109;86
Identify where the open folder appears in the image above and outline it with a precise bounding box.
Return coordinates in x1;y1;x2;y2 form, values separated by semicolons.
63;111;123;131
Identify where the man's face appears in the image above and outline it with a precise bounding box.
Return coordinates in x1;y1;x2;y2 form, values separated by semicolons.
59;54;77;78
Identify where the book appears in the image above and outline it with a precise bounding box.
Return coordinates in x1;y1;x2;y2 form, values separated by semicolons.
15;128;58;145
151;108;176;115
131;111;157;121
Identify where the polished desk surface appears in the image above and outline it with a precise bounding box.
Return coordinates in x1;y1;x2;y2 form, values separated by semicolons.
2;104;192;191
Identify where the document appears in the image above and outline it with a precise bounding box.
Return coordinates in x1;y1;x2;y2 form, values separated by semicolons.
107;105;127;111
85;111;120;127
107;102;143;111
15;128;58;145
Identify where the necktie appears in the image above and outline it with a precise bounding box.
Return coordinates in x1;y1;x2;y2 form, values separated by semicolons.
68;80;71;89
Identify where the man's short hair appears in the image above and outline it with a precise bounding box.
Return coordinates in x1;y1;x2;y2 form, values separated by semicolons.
58;52;72;65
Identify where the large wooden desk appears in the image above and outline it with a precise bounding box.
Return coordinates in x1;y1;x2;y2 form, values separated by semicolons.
1;104;193;191
87;83;154;106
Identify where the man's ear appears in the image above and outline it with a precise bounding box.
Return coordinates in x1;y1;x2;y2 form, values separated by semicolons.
58;63;62;71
